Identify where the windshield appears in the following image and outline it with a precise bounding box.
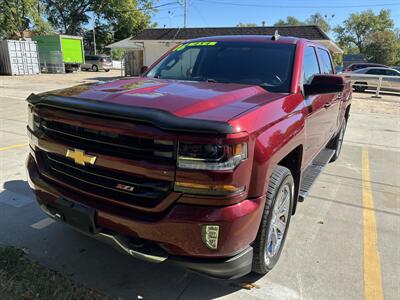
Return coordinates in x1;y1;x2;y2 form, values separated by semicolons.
146;41;296;93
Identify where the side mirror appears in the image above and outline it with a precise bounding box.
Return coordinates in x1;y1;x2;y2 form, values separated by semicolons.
140;66;148;75
304;74;345;96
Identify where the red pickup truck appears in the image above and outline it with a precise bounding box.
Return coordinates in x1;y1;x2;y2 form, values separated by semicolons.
26;35;351;279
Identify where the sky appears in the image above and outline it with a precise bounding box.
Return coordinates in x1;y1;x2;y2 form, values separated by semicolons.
151;0;400;36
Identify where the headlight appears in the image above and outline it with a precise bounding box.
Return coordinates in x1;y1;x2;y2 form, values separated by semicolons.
177;142;247;170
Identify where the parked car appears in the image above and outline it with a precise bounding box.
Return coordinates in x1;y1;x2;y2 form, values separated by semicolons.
26;35;352;279
348;67;400;92
81;55;112;72
344;62;388;72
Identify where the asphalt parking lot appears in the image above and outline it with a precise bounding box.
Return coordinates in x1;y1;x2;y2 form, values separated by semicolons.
1;70;399;300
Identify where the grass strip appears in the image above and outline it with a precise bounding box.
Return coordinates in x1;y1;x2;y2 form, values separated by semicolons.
0;246;109;300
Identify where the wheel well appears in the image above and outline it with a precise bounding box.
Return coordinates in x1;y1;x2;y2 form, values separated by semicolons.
277;145;303;215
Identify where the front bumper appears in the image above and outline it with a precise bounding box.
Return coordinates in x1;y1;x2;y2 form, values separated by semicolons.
27;154;262;278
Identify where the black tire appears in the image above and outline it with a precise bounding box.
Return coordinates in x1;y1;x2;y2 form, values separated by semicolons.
354;82;367;92
252;166;294;275
92;65;99;72
105;69;110;72
328;119;347;162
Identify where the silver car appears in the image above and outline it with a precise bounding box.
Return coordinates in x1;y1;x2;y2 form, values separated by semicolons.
81;55;112;72
348;67;400;92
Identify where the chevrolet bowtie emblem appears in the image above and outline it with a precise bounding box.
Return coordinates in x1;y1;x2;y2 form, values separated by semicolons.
66;149;97;166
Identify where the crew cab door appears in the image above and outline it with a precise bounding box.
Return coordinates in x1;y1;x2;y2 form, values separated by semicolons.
302;46;331;166
316;48;341;140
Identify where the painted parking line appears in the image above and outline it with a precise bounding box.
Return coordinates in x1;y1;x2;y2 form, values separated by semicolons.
362;148;384;300
0;143;28;151
31;217;55;230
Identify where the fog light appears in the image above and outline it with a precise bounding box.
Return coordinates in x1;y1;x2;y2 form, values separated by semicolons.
202;225;220;250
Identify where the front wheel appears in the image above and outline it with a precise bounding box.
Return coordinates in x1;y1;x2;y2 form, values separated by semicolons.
252;166;294;275
105;69;110;72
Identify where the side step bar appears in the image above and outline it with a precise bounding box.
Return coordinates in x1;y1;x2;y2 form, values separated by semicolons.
299;148;335;202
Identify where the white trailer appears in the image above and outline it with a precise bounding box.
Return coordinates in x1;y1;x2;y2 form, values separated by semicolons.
0;40;40;75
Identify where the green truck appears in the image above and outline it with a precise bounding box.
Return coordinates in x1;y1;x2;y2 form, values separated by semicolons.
32;35;84;73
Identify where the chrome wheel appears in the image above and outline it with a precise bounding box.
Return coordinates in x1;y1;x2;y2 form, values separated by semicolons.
265;183;291;265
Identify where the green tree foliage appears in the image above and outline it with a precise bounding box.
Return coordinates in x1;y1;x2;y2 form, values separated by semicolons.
332;53;343;66
305;13;331;33
0;0;52;39
274;13;331;33
274;16;304;27
42;0;154;53
42;0;92;35
95;0;153;41
364;30;400;65
111;48;125;60
333;9;394;54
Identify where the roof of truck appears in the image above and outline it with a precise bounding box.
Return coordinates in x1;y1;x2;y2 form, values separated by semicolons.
184;34;301;44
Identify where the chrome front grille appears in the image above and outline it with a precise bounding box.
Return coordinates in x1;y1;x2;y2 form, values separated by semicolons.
41;151;172;208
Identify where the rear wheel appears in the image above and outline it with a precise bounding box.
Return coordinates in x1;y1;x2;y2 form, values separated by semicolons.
92;65;99;72
105;69;110;72
328;119;347;162
252;166;294;274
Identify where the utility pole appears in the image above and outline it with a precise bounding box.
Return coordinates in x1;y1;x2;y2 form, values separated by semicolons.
183;0;188;28
93;28;97;55
93;16;97;55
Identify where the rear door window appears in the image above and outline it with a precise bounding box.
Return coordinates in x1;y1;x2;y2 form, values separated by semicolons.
366;69;385;75
318;49;334;74
303;46;320;84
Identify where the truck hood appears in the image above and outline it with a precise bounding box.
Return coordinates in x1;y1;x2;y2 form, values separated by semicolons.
43;77;286;122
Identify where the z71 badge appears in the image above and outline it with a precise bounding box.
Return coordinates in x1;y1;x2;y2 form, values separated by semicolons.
116;183;135;192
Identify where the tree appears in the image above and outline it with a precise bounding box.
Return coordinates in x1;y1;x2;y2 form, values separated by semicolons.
95;0;153;41
274;16;304;27
236;23;258;27
333;9;394;54
0;0;52;39
305;13;331;33
364;30;400;65
42;0;154;53
42;0;92;35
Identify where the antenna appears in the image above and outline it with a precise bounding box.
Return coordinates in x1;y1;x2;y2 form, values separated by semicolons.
272;30;280;41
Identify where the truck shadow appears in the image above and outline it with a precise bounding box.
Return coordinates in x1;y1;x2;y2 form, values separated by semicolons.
0;180;263;300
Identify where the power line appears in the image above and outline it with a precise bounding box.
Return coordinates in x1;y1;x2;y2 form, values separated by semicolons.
196;0;400;9
192;2;209;26
137;1;180;11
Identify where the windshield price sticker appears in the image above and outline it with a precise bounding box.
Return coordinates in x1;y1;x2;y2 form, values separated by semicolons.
175;41;217;51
